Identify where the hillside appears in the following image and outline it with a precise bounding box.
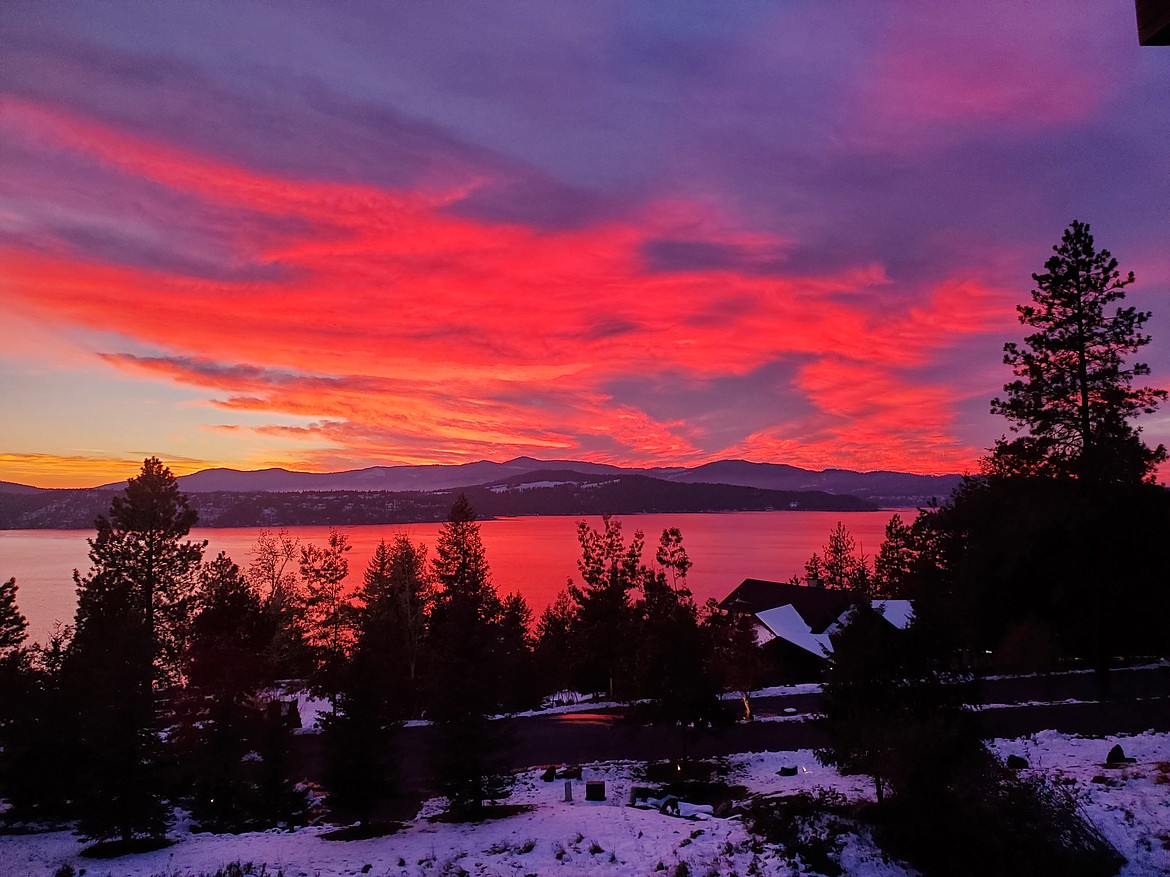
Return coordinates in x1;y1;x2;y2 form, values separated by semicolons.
0;472;876;529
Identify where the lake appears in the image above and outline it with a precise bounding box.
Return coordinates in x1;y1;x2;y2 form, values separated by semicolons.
0;510;912;644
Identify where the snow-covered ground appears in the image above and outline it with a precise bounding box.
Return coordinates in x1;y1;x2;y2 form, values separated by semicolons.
3;729;1167;877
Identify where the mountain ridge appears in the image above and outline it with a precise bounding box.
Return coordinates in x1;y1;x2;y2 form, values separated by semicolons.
0;471;879;530
0;457;964;506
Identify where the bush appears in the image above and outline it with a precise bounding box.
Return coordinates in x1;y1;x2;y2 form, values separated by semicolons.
744;791;849;877
876;763;1124;877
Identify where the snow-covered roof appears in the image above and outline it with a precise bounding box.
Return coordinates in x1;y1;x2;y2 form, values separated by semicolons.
753;598;916;660
755;603;833;659
872;599;914;629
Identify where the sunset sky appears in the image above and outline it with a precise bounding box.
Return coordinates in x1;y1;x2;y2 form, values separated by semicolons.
2;1;1168;488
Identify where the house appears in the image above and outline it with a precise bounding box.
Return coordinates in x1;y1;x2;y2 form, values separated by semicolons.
719;578;914;680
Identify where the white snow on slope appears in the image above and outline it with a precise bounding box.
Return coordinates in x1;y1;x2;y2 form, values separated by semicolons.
3;730;1167;876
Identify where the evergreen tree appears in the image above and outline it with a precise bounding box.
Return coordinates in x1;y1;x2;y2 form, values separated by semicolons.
182;553;278;831
425;496;509;817
990;220;1167;485
816;604;977;805
533;590;577;699
821;522;857;590
873;514;918;598
0;577;31;815
567;515;641;698
0;624;77;823
497;592;538;713
322;536;433;824
356;535;432;713
66;457;205;843
802;552;825;586
630;529;722;727
300;529;353;696
189;553;268;695
0;577;28;655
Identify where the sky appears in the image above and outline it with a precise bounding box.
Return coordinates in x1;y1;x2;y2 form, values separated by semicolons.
2;1;1168;489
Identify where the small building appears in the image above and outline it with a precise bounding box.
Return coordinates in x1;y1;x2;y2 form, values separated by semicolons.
719;578;914;680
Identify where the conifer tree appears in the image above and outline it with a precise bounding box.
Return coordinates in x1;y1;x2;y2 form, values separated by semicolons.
0;622;77;823
873;514;918;598
497;592;538;713
567;515;641;698
67;458;205;843
183;553;279;831
631;529;722;727
533;590;576;698
322;536;433;824
0;577;28;656
425;496;509;817
300;529;353;695
0;577;31;813
357;535;432;711
990;220;1167;484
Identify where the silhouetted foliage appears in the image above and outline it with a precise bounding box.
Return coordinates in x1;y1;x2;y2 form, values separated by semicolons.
322;536;432;823
0;576;28;655
177;553;302;832
497;592;539;713
355;535;433;716
300;529;353;696
701;599;767;721
246;529;313;681
872;513;919;598
566;515;641;698
790;522;875;597
877;749;1124;877
425;496;511;817
0;631;77;823
817;604;978;804
990;220;1166;485
533;589;576;698
629;530;723;727
66;458;205;842
906;475;1170;666
189;554;268;695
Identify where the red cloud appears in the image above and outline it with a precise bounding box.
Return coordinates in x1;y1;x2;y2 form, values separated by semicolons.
2;98;1015;478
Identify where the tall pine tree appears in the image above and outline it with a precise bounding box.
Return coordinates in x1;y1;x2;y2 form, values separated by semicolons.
67;457;205;843
990;220;1166;485
425;496;509;817
322;536;433;824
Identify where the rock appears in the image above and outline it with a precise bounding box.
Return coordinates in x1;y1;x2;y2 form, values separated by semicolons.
540;765;558;782
558;765;583;780
777;765;798;777
1006;754;1029;770
658;795;680;816
1106;744;1136;765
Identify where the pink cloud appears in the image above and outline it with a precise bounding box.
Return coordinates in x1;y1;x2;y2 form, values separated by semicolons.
1;98;1019;478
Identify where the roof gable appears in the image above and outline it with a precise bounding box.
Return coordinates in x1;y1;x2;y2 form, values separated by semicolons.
720;578;852;634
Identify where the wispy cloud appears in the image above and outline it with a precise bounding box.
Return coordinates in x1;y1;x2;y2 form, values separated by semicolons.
1;1;1166;486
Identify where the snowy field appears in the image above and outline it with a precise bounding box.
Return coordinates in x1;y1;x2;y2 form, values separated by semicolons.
2;729;1167;877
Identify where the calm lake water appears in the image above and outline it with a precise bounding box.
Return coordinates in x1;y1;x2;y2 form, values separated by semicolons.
0;510;911;643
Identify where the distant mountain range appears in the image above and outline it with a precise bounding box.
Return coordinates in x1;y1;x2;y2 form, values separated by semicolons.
0;458;963;529
158;456;961;505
